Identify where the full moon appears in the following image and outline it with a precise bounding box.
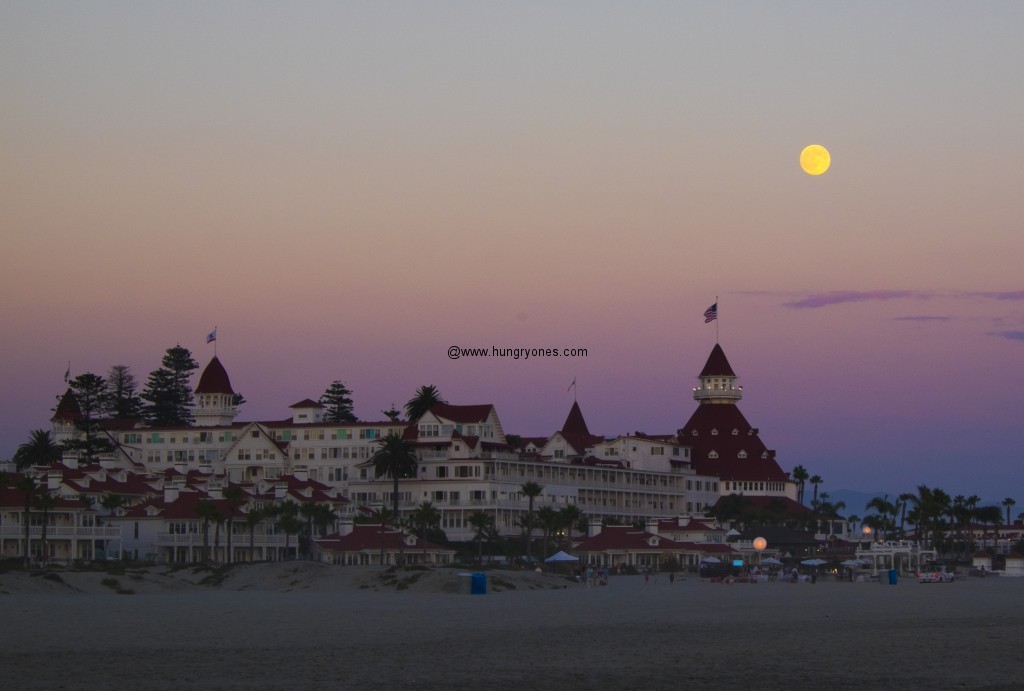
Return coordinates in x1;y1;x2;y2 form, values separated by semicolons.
800;144;831;175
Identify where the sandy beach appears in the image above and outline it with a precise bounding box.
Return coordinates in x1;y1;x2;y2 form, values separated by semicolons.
2;563;1021;690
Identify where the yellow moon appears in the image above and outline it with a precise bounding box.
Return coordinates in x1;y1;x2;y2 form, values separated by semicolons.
800;144;830;175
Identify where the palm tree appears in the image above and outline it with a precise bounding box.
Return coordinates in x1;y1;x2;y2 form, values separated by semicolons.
409;501;441;560
558;504;583;550
404;385;446;422
520;481;543;565
372;433;418;524
196;499;222;563
32;490;58;564
363;507;393;566
865;495;896;540
1002;497;1016;529
244;507;266;562
468;510;494;565
222;485;247;564
791;465;809;506
272;500;303;561
809;475;823;509
535;506;561;560
13;429;62;471
897;492;916;538
975;505;1003;553
17;475;39;567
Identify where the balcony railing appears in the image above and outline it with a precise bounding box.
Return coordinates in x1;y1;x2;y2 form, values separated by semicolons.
0;526;121;539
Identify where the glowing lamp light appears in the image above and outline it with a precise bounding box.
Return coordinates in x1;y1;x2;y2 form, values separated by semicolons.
753;537;767;552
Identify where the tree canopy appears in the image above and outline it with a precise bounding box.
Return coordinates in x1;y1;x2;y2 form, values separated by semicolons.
404;384;446;422
141;345;199;426
319;381;357;423
106;365;144;419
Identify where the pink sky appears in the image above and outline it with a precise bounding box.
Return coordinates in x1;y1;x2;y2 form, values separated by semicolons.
2;3;1022;504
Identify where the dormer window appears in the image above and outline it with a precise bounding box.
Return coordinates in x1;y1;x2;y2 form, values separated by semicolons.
691;430;698;436
711;429;718;436
738;450;748;459
732;429;739;436
708;450;719;459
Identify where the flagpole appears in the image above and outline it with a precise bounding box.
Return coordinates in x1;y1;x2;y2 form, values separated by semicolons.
716;295;719;344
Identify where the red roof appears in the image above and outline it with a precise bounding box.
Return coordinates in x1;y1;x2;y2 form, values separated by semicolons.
429;403;494;424
195;356;235;395
678;404;789;482
289;399;323;409
699;343;736;378
51;389;82;423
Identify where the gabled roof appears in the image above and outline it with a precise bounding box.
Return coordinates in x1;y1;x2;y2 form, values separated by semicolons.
195;356;235;395
699;343;736;378
289;399;323;409
428;403;494;424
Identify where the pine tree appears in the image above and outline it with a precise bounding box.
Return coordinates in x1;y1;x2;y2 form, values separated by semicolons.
141;345;199;426
66;373;114;463
319;381;358;423
106;365;145;418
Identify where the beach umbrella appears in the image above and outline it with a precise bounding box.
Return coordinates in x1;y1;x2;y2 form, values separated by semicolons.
840;559;865;567
700;556;721;563
801;558;827;566
544;551;579;563
760;557;783;565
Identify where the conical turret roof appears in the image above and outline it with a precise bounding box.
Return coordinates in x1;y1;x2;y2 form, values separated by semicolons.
195;356;235;395
699;343;735;378
51;388;82;423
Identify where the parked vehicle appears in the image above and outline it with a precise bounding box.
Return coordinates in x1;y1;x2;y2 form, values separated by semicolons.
918;564;955;583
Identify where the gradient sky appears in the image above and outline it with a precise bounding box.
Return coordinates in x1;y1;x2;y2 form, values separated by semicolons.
3;2;1022;505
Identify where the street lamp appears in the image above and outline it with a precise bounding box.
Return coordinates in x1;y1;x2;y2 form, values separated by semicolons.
862;525;872;550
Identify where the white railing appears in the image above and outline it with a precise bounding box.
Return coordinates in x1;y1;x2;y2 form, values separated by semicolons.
155;533;291;547
0;526;121;539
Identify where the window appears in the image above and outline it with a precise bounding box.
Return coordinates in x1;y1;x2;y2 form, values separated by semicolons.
251;431;259;438
650;447;664;456
360;428;379;440
436;466;448;478
418;424;438;438
553;449;565;459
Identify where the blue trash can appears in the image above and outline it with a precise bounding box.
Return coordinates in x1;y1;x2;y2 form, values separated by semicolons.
888;569;898;585
471;572;487;595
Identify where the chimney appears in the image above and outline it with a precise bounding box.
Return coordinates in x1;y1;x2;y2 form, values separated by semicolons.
174;461;188;475
337;517;354;536
588;520;603;538
47;470;62;491
163;487;179;504
292;467;309;482
645;518;659;536
678;515;690;528
274;483;287;499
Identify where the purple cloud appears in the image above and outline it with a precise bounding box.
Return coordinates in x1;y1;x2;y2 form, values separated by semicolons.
893;316;951;322
999;331;1024;341
971;291;1024;301
784;290;914;309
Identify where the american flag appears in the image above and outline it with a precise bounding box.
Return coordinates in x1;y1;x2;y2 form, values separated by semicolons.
703;303;717;323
